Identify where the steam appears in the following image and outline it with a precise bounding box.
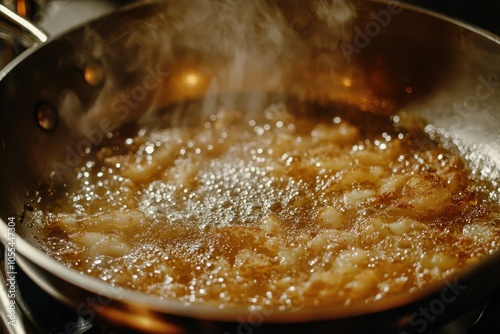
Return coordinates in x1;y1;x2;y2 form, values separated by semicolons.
58;0;355;137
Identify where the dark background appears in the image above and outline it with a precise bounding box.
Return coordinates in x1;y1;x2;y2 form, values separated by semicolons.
116;0;500;36
24;1;500;37
402;0;500;36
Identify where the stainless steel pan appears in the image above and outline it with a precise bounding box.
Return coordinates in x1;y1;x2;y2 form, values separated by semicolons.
0;0;499;333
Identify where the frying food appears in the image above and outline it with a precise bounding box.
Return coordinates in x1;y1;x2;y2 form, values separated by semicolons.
28;103;500;310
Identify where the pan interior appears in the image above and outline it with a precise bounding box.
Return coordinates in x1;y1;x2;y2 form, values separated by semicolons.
16;93;500;313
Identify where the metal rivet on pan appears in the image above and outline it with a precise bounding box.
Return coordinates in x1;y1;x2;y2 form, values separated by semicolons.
84;60;105;87
35;102;58;132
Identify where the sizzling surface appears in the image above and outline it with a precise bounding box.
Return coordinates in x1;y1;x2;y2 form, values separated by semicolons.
28;104;500;310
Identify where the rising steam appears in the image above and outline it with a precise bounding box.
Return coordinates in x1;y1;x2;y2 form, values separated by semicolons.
58;0;355;138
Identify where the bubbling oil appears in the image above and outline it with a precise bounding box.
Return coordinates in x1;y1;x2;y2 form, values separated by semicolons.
27;103;500;310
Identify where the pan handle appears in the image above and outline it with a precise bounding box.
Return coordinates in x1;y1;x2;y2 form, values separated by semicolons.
0;4;47;69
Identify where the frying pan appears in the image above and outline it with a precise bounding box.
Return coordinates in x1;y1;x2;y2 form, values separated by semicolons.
0;0;500;333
